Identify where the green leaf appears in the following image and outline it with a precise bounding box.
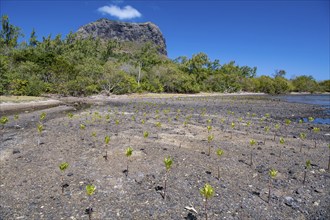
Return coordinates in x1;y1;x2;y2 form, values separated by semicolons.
312;127;320;133
59;162;69;171
40;112;46;121
125;147;133;157
143;131;149;138
249;139;256;146
164;156;173;171
306;160;311;169
0;116;9;125
80;124;86;130
200;183;214;199
105;135;110;144
299;133;306;140
269;168;278;178
308;117;314;122
279;137;285;145
207;134;214;143
216;148;224;157
67;113;74;119
86;184;96;196
37;124;43;133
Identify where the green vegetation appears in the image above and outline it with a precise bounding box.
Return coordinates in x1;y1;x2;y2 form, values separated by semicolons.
268;168;278;204
249;139;256;166
104;135;110;160
59;162;69;194
163;156;173;200
0;116;8;129
37;123;43;146
125;147;133;176
1;15;328;97
200;183;214;220
86;184;96;220
216;148;224;179
303;160;311;185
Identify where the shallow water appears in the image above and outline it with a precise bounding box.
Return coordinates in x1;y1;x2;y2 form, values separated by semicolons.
278;94;330;124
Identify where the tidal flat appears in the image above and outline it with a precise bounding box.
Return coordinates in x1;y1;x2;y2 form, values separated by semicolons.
1;94;329;219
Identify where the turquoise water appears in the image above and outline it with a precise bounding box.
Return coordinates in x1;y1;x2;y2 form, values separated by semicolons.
278;94;330;124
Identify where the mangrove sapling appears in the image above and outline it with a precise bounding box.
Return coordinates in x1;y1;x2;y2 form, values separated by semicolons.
249;139;256;166
268;168;278;204
284;119;291;138
86;184;96;220
91;131;97;147
39;112;46;124
207;134;214;156
125;147;133;176
59;162;69;194
303;160;311;185
200;183;214;220
230;122;235;139
312;127;320;148
143;131;149;139
264;126;270;144
279;137;285;158
13;114;19;128
216;149;224;179
273;124;280;141
308;117;314;123
207;125;212;134
37;123;43;146
163;156;173;200
0;116;8;129
155;122;162;139
299;133;307;152
104;135;110;160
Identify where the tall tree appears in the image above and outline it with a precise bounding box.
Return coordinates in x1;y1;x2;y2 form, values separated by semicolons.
0;15;23;48
29;28;38;47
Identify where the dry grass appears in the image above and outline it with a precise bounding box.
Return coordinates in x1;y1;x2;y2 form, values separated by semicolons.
0;96;46;103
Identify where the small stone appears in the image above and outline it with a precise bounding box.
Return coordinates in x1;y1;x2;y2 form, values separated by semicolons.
13;149;20;154
67;173;73;177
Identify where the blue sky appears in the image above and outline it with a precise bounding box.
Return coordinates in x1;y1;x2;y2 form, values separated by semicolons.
1;0;329;81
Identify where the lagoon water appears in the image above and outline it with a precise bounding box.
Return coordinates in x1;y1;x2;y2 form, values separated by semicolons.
278;94;330;124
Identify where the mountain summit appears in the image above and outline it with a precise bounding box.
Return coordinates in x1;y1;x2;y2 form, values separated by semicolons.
76;18;167;55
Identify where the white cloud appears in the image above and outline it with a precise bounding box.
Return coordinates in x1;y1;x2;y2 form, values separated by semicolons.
98;5;142;20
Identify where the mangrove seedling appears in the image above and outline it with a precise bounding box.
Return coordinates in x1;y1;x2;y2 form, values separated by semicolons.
0;116;9;129
14;114;19;128
249;139;256;166
163;156;173;200
207;134;214;156
312;127;320;148
200;183;214;220
303;159;311;185
91;131;97;147
308;117;314;122
216;148;224;179
39;112;46;124
279;137;285;158
125;147;133;176
230;122;235;139
155;122;162;139
299;133;306;152
59;162;69;194
264;126;270;144
143;131;149;139
86;184;96;220
268;168;278;203
207;125;212;134
104;135;110;160
37;123;43;146
273;124;280;141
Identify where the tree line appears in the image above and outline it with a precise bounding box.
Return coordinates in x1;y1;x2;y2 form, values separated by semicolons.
1;15;329;96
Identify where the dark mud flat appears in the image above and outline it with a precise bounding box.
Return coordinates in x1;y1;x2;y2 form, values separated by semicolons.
1;95;329;220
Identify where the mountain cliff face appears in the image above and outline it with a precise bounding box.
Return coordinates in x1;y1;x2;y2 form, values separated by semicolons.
76;18;167;55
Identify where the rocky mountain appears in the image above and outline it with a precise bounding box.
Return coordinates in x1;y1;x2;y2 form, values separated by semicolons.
76;18;167;55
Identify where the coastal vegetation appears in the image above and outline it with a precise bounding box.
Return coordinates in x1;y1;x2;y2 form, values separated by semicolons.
1;15;329;97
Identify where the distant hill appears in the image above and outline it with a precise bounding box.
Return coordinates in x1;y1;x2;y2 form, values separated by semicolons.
76;18;167;55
